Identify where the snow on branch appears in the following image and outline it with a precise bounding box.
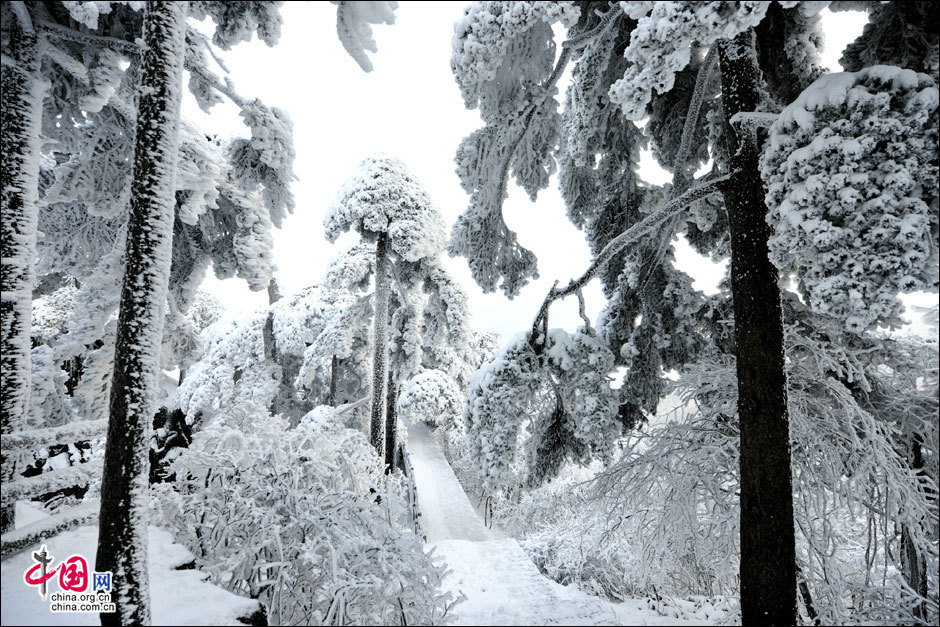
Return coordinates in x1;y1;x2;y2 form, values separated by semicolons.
1;458;103;502
332;1;398;72
37;20;141;55
609;1;769;120
529;173;732;343
0;418;107;450
761;66;939;332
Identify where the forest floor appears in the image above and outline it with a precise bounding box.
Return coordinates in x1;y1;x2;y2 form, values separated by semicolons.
407;423;712;626
0;503;260;626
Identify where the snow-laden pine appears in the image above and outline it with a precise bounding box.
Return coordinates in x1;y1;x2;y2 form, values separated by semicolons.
325;155;453;459
447;1;938;623
761;66;939;332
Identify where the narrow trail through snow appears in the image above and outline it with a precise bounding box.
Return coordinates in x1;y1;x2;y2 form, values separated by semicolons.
407;423;701;626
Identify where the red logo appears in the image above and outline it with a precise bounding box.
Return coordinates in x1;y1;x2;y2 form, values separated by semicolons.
58;556;88;592
23;546;92;599
24;562;58;586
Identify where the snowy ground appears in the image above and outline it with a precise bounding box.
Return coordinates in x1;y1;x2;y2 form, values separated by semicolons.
407;424;710;626
0;503;259;626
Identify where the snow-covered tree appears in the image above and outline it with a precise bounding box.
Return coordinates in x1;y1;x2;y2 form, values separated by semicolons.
761;66;939;333
448;2;938;623
591;295;938;624
463;325;619;493
1;2;44;436
9;0;396;437
96;3;186;624
324;156;447;460
176;283;356;431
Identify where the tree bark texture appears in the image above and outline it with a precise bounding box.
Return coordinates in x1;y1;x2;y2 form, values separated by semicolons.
96;3;186;625
1;2;44;436
369;231;390;455
384;369;397;471
329;354;339;406
718;30;796;627
900;433;930;621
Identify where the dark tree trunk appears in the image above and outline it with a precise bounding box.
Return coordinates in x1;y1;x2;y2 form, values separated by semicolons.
1;2;43;438
329;354;338;406
369;231;390;455
384;369;397;471
96;3;186;625
900;433;930;621
267;277;282;304
65;355;85;396
718;30;796;627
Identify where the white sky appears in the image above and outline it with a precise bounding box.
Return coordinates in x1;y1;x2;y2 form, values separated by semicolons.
186;3;932;341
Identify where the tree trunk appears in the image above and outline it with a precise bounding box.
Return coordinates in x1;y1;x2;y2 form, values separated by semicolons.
369;231;390;455
329;354;338;406
900;433;930;621
1;2;43;438
267;277;282;305
718;31;796;626
96;3;186;625
384;369;397;471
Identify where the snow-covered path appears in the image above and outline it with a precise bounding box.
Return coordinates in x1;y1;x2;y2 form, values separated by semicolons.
407;424;705;626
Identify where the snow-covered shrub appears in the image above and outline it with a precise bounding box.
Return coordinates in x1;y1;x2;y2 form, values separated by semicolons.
761;66;939;333
591;332;939;624
176;310;282;425
396;369;463;430
491;466;637;601
154;405;456;625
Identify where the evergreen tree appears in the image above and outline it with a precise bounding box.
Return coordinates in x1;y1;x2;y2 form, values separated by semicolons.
1;2;44;438
448;1;937;623
95;3;186;624
324;156;450;459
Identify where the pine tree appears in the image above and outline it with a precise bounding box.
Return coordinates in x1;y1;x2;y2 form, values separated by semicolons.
96;3;186;624
716;30;794;625
1;2;44;438
449;1;937;623
325;156;447;458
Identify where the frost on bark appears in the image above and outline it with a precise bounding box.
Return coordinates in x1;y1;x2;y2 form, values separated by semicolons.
717;31;795;626
384;368;397;471
95;2;186;625
1;2;44;436
370;231;390;455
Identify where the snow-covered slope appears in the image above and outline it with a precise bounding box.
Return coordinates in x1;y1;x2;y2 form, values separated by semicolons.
408;423;707;626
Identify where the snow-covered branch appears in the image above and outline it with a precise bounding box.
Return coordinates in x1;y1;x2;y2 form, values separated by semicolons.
530;173;732;344
37;19;140;55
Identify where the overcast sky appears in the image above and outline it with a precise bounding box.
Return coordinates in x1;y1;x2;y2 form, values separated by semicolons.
185;3;932;341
